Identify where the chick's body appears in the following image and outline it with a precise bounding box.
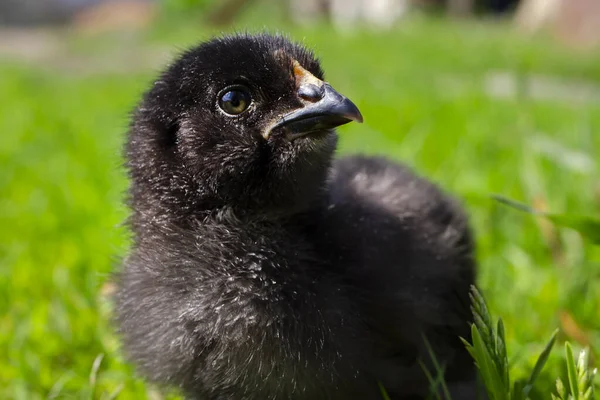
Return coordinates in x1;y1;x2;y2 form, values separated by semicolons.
116;34;478;400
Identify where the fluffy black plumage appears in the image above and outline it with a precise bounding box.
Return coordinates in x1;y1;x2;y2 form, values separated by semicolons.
116;33;479;400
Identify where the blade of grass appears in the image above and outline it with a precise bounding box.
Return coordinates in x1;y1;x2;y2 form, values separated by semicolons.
422;335;452;400
492;195;600;245
491;195;541;215
471;325;507;400
89;353;104;400
470;288;495;367
378;381;392;400
546;214;600;245
555;378;568;399
460;337;477;361
565;343;579;400
470;286;508;391
496;319;510;394
418;360;444;400
521;329;558;398
511;380;525;400
105;383;124;400
577;350;588;395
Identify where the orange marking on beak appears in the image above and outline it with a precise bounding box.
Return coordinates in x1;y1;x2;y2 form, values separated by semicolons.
292;59;324;89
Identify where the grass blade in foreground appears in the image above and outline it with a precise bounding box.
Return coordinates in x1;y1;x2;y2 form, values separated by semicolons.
553;343;597;400
378;381;392;400
420;334;452;399
462;286;509;400
521;329;558;398
492;195;600;245
463;286;561;400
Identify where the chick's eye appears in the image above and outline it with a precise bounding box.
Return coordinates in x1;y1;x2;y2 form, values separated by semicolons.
218;88;251;115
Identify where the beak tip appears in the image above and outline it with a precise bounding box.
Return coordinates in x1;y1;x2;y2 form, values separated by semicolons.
347;103;363;124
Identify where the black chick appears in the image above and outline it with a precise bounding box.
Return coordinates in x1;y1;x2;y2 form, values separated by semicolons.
116;33;479;400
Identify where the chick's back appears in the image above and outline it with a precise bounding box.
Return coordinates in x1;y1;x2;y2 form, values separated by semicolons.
315;155;477;396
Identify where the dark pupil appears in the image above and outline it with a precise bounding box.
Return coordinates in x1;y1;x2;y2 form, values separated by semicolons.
221;90;249;114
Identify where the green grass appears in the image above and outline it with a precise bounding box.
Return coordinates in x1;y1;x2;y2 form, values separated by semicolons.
1;13;599;399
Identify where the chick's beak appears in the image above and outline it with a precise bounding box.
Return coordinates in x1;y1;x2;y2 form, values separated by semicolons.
267;60;363;141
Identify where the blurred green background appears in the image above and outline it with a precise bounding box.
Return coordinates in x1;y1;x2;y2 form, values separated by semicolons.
1;0;599;398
